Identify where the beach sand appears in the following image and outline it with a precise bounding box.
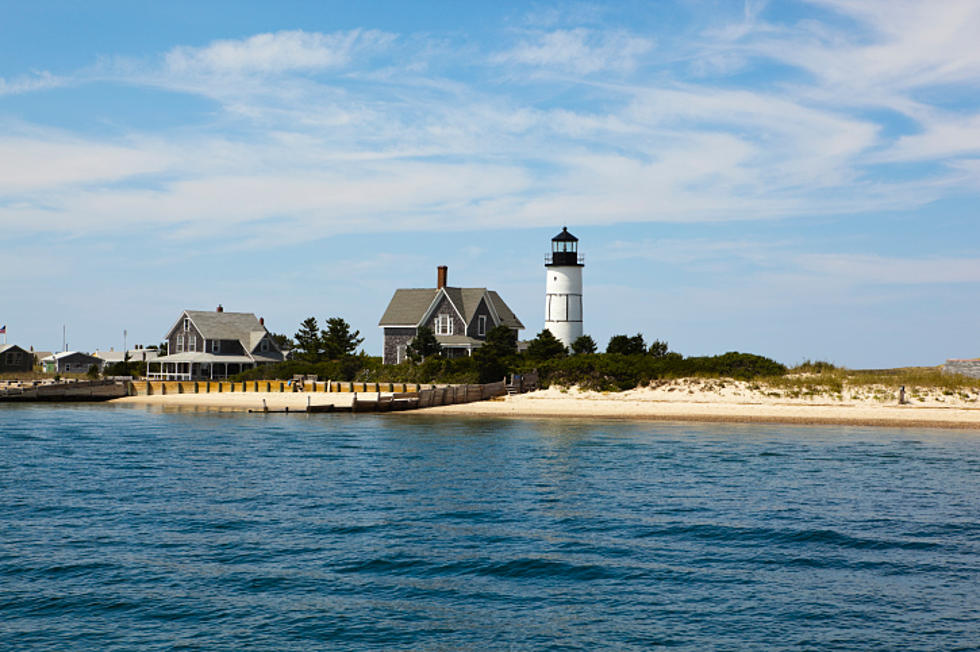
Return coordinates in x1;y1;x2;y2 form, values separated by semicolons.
427;380;980;429
111;378;980;428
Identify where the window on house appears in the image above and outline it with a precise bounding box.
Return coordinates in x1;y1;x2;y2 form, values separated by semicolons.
397;344;407;364
183;318;190;331
212;340;221;353
176;334;184;352
478;315;487;336
435;314;453;335
260;339;269;352
189;335;196;351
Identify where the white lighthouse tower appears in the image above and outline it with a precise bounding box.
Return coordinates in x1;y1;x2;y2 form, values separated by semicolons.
545;226;584;348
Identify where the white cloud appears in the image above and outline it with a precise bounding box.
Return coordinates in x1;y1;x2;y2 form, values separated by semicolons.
494;28;653;74
0;71;64;96
164;29;394;75
0;135;174;194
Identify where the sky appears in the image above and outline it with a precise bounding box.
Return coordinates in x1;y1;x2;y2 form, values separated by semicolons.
1;0;978;367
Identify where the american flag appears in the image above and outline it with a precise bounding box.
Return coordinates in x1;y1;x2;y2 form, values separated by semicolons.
0;325;5;334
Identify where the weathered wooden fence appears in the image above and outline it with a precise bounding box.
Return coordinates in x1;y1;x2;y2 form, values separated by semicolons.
128;379;510;410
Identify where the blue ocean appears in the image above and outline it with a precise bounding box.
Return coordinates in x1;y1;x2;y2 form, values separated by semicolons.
1;404;978;650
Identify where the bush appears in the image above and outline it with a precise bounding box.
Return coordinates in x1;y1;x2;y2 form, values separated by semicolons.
607;333;646;355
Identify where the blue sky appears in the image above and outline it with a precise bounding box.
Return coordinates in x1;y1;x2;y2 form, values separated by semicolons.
1;0;978;367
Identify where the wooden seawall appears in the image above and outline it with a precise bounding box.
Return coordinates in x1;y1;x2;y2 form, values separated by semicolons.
0;380;129;402
126;379;510;413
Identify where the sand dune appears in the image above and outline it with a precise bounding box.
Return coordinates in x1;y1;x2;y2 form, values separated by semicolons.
427;380;980;429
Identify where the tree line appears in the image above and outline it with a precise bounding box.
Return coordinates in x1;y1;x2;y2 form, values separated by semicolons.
232;318;787;390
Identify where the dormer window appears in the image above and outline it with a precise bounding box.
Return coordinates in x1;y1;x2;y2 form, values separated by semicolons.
260;339;269;352
478;315;487;336
435;314;453;336
183;318;190;331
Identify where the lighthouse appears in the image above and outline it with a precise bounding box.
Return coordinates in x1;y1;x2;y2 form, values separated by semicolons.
545;226;584;348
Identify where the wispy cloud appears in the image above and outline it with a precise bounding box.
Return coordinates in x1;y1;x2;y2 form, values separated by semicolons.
0;71;65;96
493;28;653;74
164;29;395;75
2;5;979;247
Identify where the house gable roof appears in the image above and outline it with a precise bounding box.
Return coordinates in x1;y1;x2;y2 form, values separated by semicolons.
379;286;523;330
486;290;524;329
166;310;281;358
379;289;440;326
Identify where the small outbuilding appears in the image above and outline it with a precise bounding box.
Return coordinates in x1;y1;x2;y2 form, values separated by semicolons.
0;344;34;373
40;351;104;374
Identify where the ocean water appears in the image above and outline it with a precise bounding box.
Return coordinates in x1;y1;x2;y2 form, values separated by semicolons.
1;405;978;650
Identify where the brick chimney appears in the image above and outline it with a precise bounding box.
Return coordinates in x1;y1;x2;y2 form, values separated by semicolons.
437;265;448;289
259;317;264;326
216;304;223;313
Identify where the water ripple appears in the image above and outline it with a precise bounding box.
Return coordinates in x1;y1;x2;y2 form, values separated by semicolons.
1;404;978;649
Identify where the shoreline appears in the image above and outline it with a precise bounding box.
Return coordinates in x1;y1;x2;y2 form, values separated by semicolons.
424;400;980;430
107;384;980;429
424;383;980;430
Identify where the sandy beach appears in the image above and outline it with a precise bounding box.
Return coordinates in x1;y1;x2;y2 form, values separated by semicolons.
110;378;980;428
428;380;980;429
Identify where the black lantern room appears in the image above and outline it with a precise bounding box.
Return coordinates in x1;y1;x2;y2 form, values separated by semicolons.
546;226;583;266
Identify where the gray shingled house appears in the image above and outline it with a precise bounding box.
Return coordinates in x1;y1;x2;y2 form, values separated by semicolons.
39;351;104;374
149;306;284;380
0;344;34;373
378;266;524;364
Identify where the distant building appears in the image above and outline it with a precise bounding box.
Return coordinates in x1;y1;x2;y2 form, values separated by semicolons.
40;351;104;374
149;305;284;380
378;266;524;364
0;344;33;373
93;348;160;366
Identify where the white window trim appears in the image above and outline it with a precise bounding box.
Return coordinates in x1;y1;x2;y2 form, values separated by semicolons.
212;340;221;353
478;315;487;336
189;334;196;351
435;314;453;336
176;334;184;353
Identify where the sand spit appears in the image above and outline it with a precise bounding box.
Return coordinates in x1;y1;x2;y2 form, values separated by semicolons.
108;377;980;428
427;380;980;429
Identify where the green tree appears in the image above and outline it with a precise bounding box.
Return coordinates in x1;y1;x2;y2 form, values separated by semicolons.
473;325;518;383
86;364;101;379
406;326;442;362
648;339;669;358
607;333;646;355
294;317;323;362
321;317;364;359
571;334;597;355
526;329;567;360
